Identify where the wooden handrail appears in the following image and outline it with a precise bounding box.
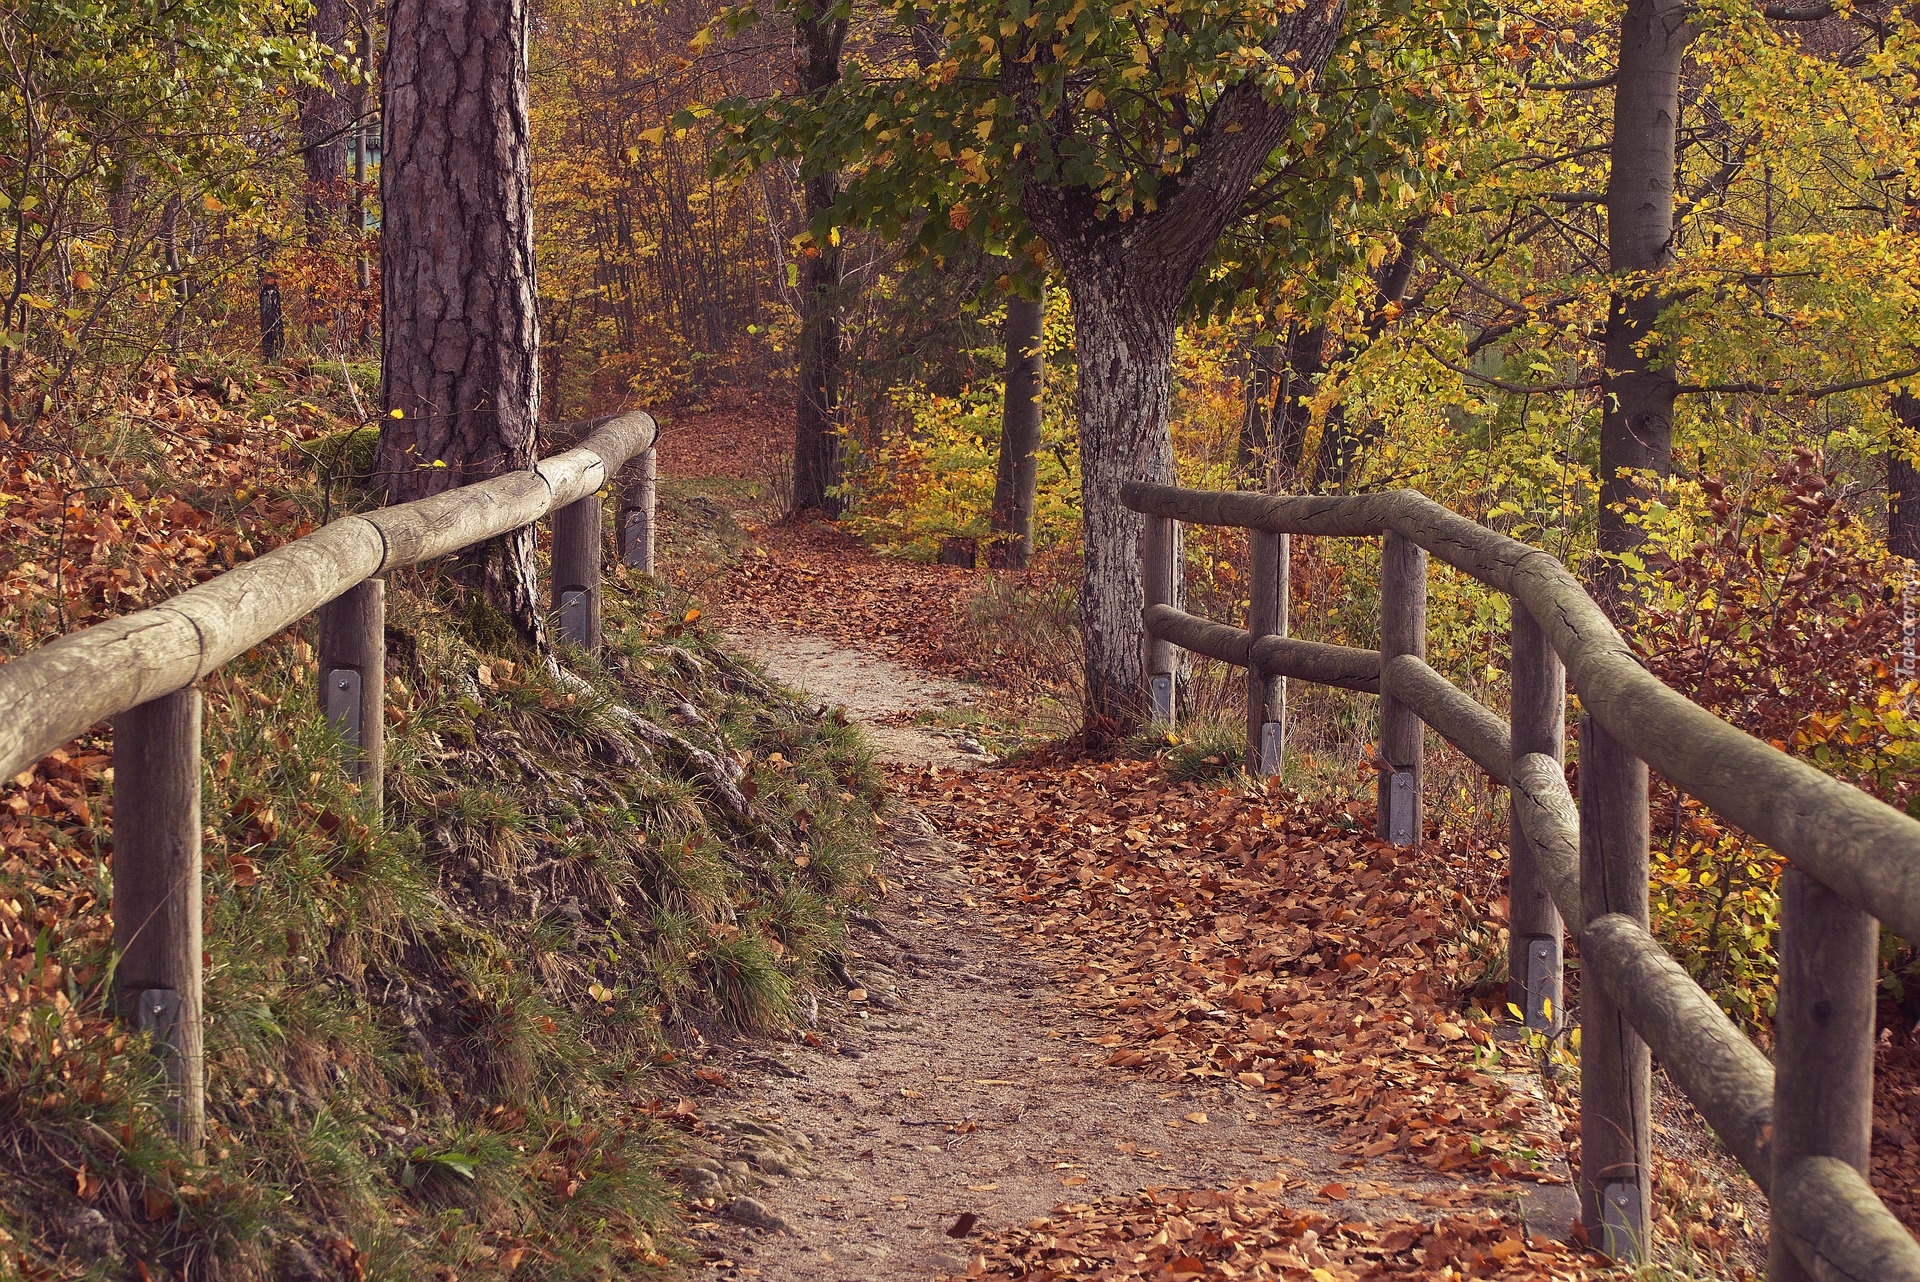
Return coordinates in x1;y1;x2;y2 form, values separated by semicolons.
0;410;660;1155
0;412;656;783
1122;479;1920;1277
1123;481;1920;945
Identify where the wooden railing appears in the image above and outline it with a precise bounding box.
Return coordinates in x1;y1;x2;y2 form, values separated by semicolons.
1123;481;1920;1279
0;411;659;1152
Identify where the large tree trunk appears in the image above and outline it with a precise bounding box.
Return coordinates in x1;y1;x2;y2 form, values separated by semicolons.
1599;0;1691;587
791;12;849;516
298;0;352;240
989;280;1046;568
377;0;544;644
1011;2;1346;736
1893;393;1920;561
1064;256;1181;735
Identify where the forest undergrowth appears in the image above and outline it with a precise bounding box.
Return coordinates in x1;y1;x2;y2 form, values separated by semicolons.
0;364;888;1279
647;396;1920;1280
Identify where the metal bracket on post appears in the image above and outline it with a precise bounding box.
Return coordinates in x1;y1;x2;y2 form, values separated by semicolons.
1525;936;1559;1031
1600;1182;1645;1262
1149;674;1174;725
1386;770;1417;846
1259;721;1284;777
134;986;182;1054
557;589;591;647
322;667;362;746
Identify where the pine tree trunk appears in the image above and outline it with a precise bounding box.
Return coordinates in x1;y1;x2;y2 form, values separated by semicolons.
791;12;848;516
377;0;544;644
1599;0;1691;585
298;0;351;240
989;282;1045;568
1893;393;1920;561
1065;257;1180;736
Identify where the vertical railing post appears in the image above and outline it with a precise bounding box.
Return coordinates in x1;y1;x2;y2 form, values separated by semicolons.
1246;530;1288;776
1141;512;1177;724
1577;715;1652;1260
318;578;385;815
1509;607;1565;1032
1768;870;1877;1281
1376;531;1426;846
112;687;205;1154
552;491;603;653
619;445;657;575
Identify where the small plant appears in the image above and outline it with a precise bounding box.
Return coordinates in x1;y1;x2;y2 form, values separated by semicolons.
1128;716;1249;784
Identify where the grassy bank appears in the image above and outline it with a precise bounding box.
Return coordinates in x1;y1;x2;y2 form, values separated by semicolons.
0;363;885;1279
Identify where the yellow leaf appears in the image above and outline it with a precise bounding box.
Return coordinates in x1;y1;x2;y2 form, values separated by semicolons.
639;126;665;146
1084;88;1107;110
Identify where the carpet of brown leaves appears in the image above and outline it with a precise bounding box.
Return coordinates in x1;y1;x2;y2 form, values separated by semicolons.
1;366;335;654
1;364;345;1138
968;1185;1588;1282
905;758;1622;1281
696;516;988;681
914;763;1559;1185
654;397;1013;685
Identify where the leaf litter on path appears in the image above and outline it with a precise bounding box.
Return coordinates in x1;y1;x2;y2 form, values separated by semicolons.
905;757;1610;1281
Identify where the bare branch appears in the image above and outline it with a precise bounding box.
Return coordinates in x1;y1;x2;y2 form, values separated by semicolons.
1678;363;1920;399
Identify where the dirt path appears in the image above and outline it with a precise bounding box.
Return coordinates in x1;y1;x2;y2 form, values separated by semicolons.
685;631;1488;1281
723;626;989;771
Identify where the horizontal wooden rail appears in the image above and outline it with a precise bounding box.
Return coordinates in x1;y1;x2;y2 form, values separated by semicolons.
1380;652;1509;780
1776;1158;1920;1281
0;409;658;1154
1124;481;1920;947
1122;479;1920;1273
1580;913;1775;1188
1509;752;1583;928
1143;604;1380;692
0;412;656;783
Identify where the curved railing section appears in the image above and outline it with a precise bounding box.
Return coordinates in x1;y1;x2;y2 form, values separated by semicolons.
1122;480;1920;1278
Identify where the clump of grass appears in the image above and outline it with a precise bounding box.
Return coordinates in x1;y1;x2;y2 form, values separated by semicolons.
1125;714;1249;784
1;531;885;1278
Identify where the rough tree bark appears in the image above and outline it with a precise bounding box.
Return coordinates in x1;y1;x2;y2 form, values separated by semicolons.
298;0;353;239
989;278;1046;568
1599;0;1692;587
791;9;850;515
377;0;545;643
1893;393;1920;560
1015;6;1348;734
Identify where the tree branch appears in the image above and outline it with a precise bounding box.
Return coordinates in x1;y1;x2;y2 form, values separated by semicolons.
1528;73;1618;91
1763;1;1834;19
1677;363;1920;399
1422;343;1600;393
